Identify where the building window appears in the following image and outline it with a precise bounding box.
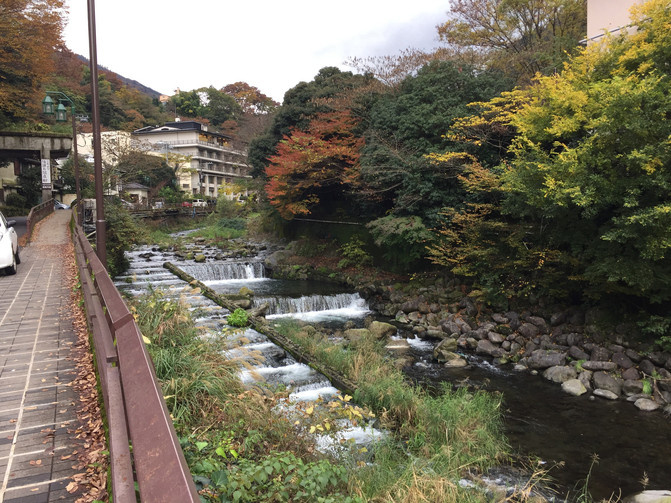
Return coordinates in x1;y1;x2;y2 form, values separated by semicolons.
182;183;190;188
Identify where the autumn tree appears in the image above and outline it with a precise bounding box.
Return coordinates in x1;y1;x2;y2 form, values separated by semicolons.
264;110;363;219
437;0;586;83
222;82;278;149
223;82;278;115
248;67;372;178
0;0;66;125
429;0;671;320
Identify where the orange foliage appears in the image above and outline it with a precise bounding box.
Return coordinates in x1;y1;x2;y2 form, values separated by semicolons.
265;110;363;219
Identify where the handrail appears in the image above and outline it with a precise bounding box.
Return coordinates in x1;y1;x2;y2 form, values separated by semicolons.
72;224;200;503
24;199;54;243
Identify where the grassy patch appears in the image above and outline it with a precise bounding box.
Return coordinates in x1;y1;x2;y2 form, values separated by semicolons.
271;319;509;501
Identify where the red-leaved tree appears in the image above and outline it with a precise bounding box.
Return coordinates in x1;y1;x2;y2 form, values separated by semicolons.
265;110;363;219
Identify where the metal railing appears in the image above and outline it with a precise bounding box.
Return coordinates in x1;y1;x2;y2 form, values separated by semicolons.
73;224;199;503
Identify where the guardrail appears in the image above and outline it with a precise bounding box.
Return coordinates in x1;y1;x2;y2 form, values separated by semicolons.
72;224;199;502
24;199;54;243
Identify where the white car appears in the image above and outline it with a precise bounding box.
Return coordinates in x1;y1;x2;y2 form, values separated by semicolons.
0;211;20;275
192;199;207;207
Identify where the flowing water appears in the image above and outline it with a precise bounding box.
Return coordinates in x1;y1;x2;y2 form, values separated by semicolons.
116;244;671;501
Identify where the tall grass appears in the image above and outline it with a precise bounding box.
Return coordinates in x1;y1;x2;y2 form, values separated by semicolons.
272;319;509;502
132;290;242;430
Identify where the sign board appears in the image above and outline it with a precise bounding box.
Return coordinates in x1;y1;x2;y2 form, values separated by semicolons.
41;159;52;189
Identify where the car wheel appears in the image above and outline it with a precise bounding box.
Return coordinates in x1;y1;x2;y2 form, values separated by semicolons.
15;247;20;265
5;253;16;275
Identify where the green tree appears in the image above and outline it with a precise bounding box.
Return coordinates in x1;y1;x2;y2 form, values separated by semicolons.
171;90;204;118
18;165;41;206
59;154;94;197
201;86;242;126
360;61;512;224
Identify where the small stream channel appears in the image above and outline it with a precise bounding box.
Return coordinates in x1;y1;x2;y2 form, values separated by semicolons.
116;243;671;501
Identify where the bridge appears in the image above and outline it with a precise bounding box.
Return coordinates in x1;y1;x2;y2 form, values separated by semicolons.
0;131;72;161
0;131;73;202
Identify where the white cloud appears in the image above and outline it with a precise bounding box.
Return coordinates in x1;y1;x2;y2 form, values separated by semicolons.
63;1;448;102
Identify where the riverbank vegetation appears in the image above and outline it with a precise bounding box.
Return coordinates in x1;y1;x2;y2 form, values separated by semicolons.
247;0;671;351
131;288;512;502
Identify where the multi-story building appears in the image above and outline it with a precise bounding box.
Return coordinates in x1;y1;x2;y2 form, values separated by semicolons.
132;120;250;199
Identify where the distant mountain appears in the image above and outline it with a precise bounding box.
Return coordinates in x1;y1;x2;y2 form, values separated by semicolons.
75;54;163;98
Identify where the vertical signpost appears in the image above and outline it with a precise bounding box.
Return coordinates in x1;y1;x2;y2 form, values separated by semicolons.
41;158;52;203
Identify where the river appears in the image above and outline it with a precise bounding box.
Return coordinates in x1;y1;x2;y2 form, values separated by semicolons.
116;243;671;501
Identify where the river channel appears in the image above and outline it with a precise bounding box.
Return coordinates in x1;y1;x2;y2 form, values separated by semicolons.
116;243;671;501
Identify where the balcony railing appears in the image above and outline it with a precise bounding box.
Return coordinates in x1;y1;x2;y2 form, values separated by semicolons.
156;138;247;155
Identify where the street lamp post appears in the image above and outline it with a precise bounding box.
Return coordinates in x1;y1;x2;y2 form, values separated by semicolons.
42;91;83;223
87;0;106;268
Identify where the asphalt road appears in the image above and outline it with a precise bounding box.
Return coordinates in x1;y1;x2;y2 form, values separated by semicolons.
10;215;28;238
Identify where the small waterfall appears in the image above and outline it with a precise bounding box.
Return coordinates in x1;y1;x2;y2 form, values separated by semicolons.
256;293;367;316
182;262;266;281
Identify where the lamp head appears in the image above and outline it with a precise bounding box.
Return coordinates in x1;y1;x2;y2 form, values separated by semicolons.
42;95;54;115
56;103;68;122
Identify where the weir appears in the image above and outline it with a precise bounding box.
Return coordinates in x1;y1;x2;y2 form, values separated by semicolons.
181;261;266;281
162;261;358;396
257;292;367;316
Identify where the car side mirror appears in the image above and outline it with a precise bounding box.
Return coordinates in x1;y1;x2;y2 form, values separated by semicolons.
7;220;16;228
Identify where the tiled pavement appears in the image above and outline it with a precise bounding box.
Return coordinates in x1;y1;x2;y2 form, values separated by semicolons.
0;210;84;503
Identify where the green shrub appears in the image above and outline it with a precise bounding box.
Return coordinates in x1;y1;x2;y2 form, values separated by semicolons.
338;237;372;269
227;308;249;327
5;193;26;208
218;217;246;230
367;215;434;272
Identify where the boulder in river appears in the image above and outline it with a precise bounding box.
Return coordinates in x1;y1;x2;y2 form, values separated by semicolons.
527;350;566;369
634;398;660;412
562;379;587;396
593;389;619;400
368;321;397;339
593;371;623;396
344;328;370;343
543;365;577;383
442;352;468;368
434;338;458;361
476;339;504;358
622;490;671;503
581;361;618;372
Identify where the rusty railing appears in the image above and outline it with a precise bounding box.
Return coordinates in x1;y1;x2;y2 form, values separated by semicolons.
72;224;199;503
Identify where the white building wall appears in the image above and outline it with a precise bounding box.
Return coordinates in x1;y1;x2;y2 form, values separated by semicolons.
586;0;647;42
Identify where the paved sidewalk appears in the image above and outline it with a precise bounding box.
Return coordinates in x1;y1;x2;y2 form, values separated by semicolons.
0;210;84;503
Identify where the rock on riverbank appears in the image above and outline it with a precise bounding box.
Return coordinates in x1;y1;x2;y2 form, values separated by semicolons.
356;277;671;415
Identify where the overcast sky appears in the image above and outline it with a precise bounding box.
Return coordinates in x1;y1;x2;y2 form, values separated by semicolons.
62;1;449;103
